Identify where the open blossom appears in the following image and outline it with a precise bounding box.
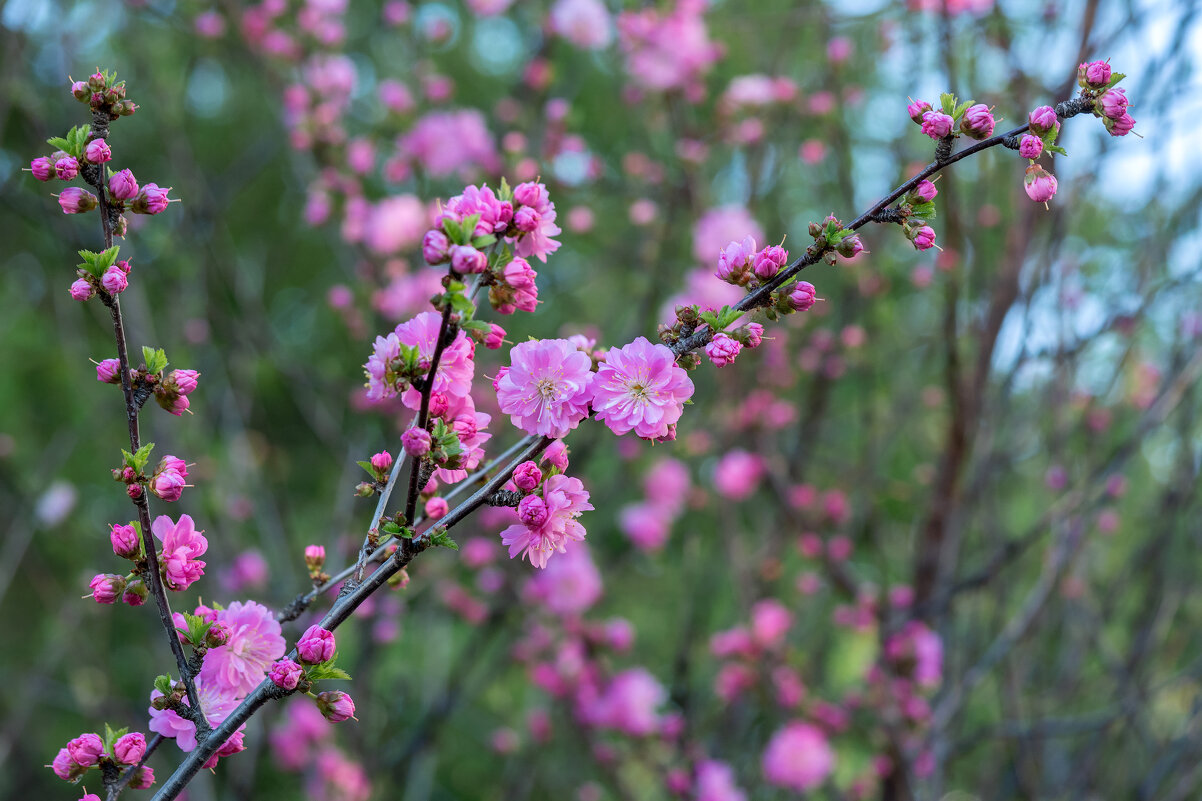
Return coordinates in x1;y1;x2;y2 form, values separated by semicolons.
152;514;208;591
500;473;593;568
590;668;665;736
396;311;475;409
523;542;602;615
696;760;747;801
762;722;836;791
592;337;694;440
496;338;594;438
437;183;512;237
511;181;561;262
149;676;240;752
199;600;286;695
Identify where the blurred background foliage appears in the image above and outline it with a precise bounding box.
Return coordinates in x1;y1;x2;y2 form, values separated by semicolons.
2;0;1201;799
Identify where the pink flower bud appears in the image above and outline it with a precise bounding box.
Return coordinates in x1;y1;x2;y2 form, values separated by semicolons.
517;494;549;528
96;358;122;383
1081;60;1111;87
1024;165;1058;203
422;229;450;264
513;460;542;491
112;732;146;765
305;544;326;572
132;183;171;214
1105;113;1135;137
111;523;140;558
169;369;199;395
30;156;54;181
151;469;186;502
513;181;544;207
70;278;95;302
753;245;788;279
101;264;128;295
425;496;449;519
52;747;82;780
129;766;154;789
402;427;432;456
71;80;90;100
502;258;537;289
89;573;126;604
912;180;938;203
108;169;139;201
1019;134;1043;159
58;187;98;214
55;156;79;180
122;579;148;606
66;733;105;767
206;621;231;647
744;322;764;348
514;206;541;233
81;793;102;801
84;138;111;164
450;245;488;274
544;439;569;471
911;225;937;251
1028;105;1058;134
485;323;506;350
316;690;356;722
427;392;450;418
920;111;954;139
705;332;742;368
907;99;932;123
1098;87;1128;121
958;103;994;139
370;451;393;473
297;624;336;664
788;281;817;312
270;658;305;690
835;233;864;258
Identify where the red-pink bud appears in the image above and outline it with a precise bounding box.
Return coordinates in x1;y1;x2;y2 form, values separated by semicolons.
422;229;450;264
1023;164;1058;203
54;156;79;180
1098;87;1128;121
30;156;54;181
89;574;126;604
1028;105;1058;134
402;427;432;456
101;264;128;295
131;183;171;214
297;624;336;664
753;245;788;279
111;523;140;558
129;766;154;790
305;544;326;572
485;323;506;350
316;690;356;722
269;658;304;690
911;225;937;251
169;369;199;395
122;579;148;606
705;332;742;368
907;99;932;123
370;451;393;474
788;281;818;312
70;278;96;302
1105;113;1135;137
151;469;186;502
450;245;488;274
513;460;542;491
108;169;139;201
84;138;111;164
112;732;147;766
71;80;90;101
1081;60;1111;88
517;494;549;528
958;103;995;139
66;733;104;767
920;111;953;139
427;392;450;418
58;187;98;214
1019;135;1043;159
96;358;122;383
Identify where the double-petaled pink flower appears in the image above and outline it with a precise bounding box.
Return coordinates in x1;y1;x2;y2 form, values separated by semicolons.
198;600;286;696
496;338;594;438
152;514;208;591
591;337;694;440
500;474;593;568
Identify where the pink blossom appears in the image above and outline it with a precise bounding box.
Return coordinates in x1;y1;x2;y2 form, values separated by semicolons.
433;394;492;484
317;690;356;722
592;337;694;440
513;460;543;491
366;311;475;408
66;733;104;767
111;523;139;558
30;156;54;181
438;183;513;237
297;625;337;664
55;156;79;180
500;474;592;568
920;111;954;139
269;699;329;770
550;0;613;50
152;514;208;591
705;332;742;367
511;181;562;262
523;542;602;615
397;110;500;178
619;502;672;551
307;747;371;801
762;722;836;791
70;278;95;301
113;731;147;765
365;194;426;255
51;747;82;780
959;103;995;139
198;600;285;695
696;759;747;801
1019;134;1043;159
496;338;594;438
1028;105;1058;134
617;1;721;93
58;186;98;214
109;168;139;200
1024;164;1058;203
148;676;240;752
591;668;665;736
751;599;792;647
713;449;764;500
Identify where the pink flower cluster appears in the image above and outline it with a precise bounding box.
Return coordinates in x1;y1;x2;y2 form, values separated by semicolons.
153;513;208;591
501;473;593;568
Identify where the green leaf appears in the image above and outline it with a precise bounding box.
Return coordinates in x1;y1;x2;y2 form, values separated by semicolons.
47;136;71;152
1105;72;1126;89
428;526;459;551
493;245;514;271
449;291;475;314
471;234;496;250
441;217;463;245
910;201;936;219
461;319;490;333
132;442;155;473
306;657;352;682
697;311;720;330
97;245;121;271
498;176;512;202
716;306;742;329
153;675;173;696
381;521;402;535
143;347;168;375
357;460;377;478
457;214;481;245
1045;144;1068;157
952;100;972;121
939;92;957;116
121;448;135;467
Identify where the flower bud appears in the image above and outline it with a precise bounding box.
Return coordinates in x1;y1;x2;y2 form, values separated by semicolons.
305;544;326;573
428;392;450;418
1028;105;1058;135
907;99;932;123
911;180;938;203
544;439;569;471
88;71;106;91
517;494;549;528
205;621;232;648
96;358;122;384
354;481;376;497
425;496;449;519
1023;164;1058;203
108;169;139;201
1019;134;1043;160
131;183;171;214
89;573;126;604
402;427;432;456
113;732;147;766
370;451;393;475
297;625;337;664
911;225;937;251
485;323;506;350
111;523;140;558
151;469;186;502
30;156;54;181
705;332;742;368
753;245;788;279
743;322;764;348
836;234;864;259
55;156;79;180
920;111;954;139
513;460;543;491
84;138;111;164
101;264;128;295
51;747;83;781
422;229;450;264
514;206;541;233
1105;113;1135;137
788;281;818;312
1098;87;1128;121
450;245;487;274
71;81;90;101
122;579;149;606
1080;60;1111;88
58;187;98;214
958;103;995;139
502;258;537;289
66;733;105;767
129;766;154;790
117;100;137;116
316;690;356;722
169;369;199;395
269;658;304;690
70;278;96;302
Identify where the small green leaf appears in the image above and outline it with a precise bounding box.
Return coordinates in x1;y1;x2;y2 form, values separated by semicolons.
97;245;121;271
471;234;496;249
153;675;173;696
442;217;463;245
47;136;71;152
132;442;155;472
457;214;481;245
1105;72;1126;89
493;245;514;271
428;526;459;550
952;100;972;121
449;292;475;314
498;176;512;202
357;460;377;478
381;521;402;535
1045;144;1068;157
697;311;720;329
939;92;957;116
121;448;135;468
305;657;352;682
461;319;490;333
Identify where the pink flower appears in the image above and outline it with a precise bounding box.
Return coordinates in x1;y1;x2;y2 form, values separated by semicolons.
1028;105;1058;134
523;542;603;615
150;468;186;502
89;573;125;604
316;690;356;722
113;731;147;765
1105;113;1135;136
551;0;613;50
484;323;506;350
1019;134;1043;159
425;496;448;518
907;99;933;123
30;156;54;181
438;183;513;237
496;338;595;438
751;599;792;646
398;110;500;178
920;111;954;139
511;181;562;262
169;369;199;395
591;337;694;440
55;156;80;180
958;103;994;139
422;229;450;264
401;427;431;456
513;460;543;491
433;394;493;484
132;183;171;214
591;668;665;736
500;474;593;568
365;195;426;255
912;225;937;250
298;625;337;664
762;722;835;791
149;676;240;752
66;733;104;767
51;747;83;781
788;281;817;311
696;760;747;801
619;502;671;551
753;245;788;279
111;523;140;558
617;2;721;93
713;449;764;500
370;451;393;473
84;138;111;164
58;187;98;214
100;264;128;295
269;658;304;690
1024;164;1058;203
912;180;938;203
1098;87;1128;120
395;311;475;409
1081;60;1111;87
715;236;756;283
705;332;742;367
199;600;286;695
70;278;95;301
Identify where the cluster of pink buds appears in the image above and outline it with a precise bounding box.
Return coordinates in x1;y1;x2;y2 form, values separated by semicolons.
149;454;191;503
69;247;131;301
52;730;153;788
714;236;798;287
908;93;994;143
70;69;137;117
1078;59;1136;137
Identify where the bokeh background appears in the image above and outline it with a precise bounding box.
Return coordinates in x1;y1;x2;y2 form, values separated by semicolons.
2;0;1201;799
